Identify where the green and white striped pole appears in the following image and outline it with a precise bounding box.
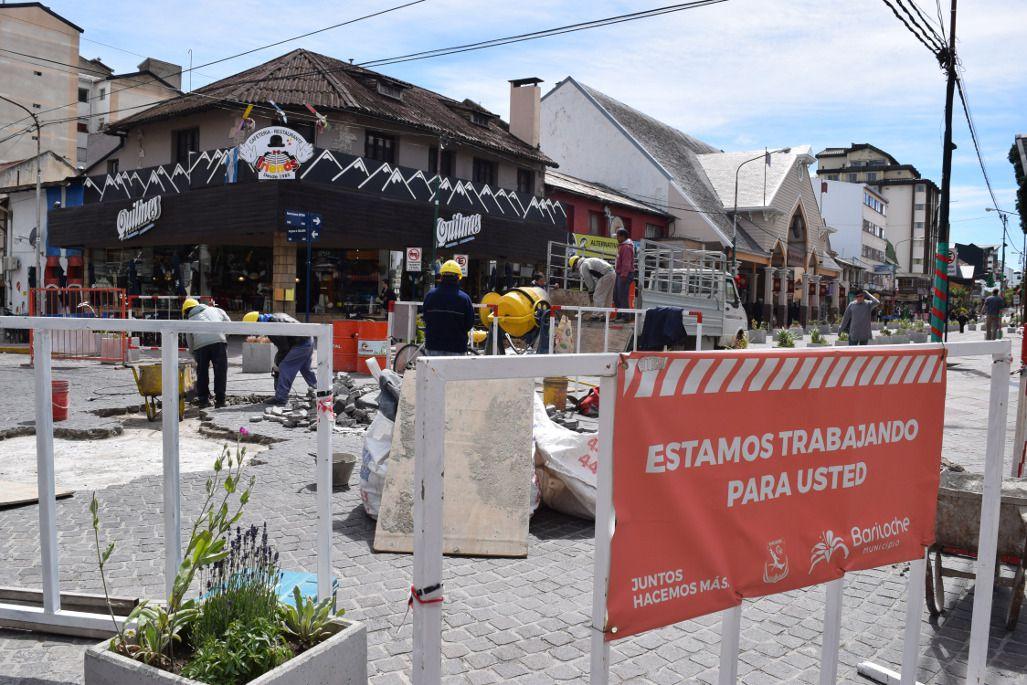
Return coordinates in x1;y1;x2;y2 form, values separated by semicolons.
930;243;950;341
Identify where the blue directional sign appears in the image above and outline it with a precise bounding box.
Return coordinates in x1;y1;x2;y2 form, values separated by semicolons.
286;227;309;243
284;209;307;228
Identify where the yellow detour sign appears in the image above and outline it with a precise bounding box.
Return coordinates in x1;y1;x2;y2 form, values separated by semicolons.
571;234;619;259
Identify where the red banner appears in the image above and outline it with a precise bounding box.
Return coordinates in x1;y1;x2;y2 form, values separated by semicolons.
607;347;946;640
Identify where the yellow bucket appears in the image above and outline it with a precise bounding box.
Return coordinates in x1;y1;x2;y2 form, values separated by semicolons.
542;376;569;411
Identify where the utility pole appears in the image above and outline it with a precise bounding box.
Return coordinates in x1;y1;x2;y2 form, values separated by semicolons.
428;137;444;298
0;96;43;316
930;0;958;342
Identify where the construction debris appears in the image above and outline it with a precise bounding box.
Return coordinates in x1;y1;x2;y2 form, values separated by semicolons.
260;372;379;433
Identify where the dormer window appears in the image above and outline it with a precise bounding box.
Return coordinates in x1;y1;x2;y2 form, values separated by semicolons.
470;112;490;127
377;81;404;100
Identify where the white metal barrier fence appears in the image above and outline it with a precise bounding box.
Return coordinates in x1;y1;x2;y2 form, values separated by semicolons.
410;340;1010;685
0;315;335;635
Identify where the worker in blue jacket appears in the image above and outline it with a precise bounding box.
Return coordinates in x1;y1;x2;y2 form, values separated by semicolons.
243;310;316;405
423;260;475;356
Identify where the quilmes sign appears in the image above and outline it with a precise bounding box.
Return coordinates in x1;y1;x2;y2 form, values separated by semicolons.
436;213;482;249
117;196;161;240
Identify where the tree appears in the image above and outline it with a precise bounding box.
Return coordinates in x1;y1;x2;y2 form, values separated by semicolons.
1008;144;1027;234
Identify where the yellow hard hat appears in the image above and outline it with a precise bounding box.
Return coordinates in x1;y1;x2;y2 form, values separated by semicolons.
242;311;260;323
569;255;581;269
181;298;199;316
440;259;463;277
471;329;488;344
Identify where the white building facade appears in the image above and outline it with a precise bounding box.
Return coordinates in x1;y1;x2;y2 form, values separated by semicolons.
816;180;893;299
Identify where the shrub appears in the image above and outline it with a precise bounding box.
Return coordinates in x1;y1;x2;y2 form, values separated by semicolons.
279;585;338;651
838;332;849;341
810;328;825;344
181;617;292;685
733;334;749;349
775;330;795;348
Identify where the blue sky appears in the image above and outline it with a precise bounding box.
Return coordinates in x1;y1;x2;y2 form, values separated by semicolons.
50;0;1027;264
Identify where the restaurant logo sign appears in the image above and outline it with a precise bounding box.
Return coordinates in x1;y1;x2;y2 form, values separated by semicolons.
239;126;314;180
436;213;482;248
117;195;161;240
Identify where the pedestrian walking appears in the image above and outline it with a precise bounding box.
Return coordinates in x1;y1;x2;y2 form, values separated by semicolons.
982;288;1005;340
839;290;880;345
956;310;968;334
614;227;635;314
242;310;317;405
182;298;230;408
569;254;615;314
422;259;475;356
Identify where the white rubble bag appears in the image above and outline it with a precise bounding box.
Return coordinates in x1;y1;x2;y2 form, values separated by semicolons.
532;394;597;519
360;368;402;519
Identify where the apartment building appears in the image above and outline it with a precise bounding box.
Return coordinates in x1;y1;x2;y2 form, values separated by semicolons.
816;180;894;300
815;143;939;306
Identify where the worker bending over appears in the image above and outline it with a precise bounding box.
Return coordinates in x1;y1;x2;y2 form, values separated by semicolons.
423;259;475;356
569;254;615;313
243;311;317;405
182;298;230;408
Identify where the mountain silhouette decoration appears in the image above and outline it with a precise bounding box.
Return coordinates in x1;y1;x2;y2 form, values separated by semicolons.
78;146;564;225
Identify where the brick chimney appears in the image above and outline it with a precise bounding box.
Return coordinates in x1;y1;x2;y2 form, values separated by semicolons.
508;78;543;148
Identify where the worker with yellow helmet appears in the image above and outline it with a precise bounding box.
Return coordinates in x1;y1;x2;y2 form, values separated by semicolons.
181;297;230;408
569;253;615;314
242;310;316;405
423;259;475;356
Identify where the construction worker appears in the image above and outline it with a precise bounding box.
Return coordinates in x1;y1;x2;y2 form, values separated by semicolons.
182;298;230;409
614;227;635;313
242;311;317;405
569;254;615;314
422;259;474;356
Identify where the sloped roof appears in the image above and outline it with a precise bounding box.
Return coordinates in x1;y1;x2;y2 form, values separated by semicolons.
545;170;670;217
566;79;736;242
112;49;552;166
696;146;815;211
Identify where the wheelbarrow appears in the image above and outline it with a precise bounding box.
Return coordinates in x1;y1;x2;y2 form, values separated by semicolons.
129;362;196;422
925;470;1027;630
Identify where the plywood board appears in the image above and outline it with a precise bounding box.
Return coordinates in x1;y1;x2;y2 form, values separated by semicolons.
374;371;534;557
0;481;74;509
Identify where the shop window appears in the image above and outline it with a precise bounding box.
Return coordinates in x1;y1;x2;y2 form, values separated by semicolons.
427;146;454;177
472;157;496;186
365;131;395;164
516;168;535;194
107;159;119;175
645;223;665;240
78;88;89;103
172;127;199;166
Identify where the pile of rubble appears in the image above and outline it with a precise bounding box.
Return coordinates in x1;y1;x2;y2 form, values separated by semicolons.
252;373;379;432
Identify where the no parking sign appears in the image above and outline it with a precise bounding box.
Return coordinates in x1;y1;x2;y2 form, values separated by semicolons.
406;247;422;272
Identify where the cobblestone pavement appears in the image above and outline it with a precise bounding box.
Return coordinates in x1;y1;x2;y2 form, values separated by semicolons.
0;330;1025;684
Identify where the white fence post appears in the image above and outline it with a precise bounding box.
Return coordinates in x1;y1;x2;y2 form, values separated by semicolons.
160;331;181;598
412;361;445;684
315;329;334;601
966;349;1011;683
819;578;844;685
1013;369;1026;478
718;605;741;684
589;373;617;684
899;554;926;685
33;329;60;614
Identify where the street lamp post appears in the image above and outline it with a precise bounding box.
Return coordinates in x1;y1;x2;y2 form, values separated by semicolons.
731;148;790;274
0;96;43;315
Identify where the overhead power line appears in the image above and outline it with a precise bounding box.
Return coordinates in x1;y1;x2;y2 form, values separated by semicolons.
880;0;945;60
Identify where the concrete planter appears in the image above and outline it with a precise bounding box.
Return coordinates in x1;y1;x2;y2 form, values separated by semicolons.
871;322;882;331
242;342;275;374
910;333;929;343
817;325;830;335
84;618;367;685
874;336;893;345
890;334;911;344
967;323;978;331
748;330;767;344
834;340;850;347
807;342;828;347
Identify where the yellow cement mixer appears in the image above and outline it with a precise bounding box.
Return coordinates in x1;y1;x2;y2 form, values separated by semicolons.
479;286;550;338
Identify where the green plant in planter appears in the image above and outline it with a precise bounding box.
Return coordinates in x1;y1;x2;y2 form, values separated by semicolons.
775;330;795;348
880;328;893;337
913;319;926;331
810;328;825;344
280;585;338;651
838;332;849;342
181;617;292;685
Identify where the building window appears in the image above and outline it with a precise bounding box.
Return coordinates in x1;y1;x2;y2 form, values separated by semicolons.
78;88;89;103
172;127;199;166
866;172;878;181
99;88;106;101
915;203;925;210
516;168;535;194
33;70;42;76
427;146;454;177
827;174;838;180
470;112;490;127
472;157;496;186
846;173;858;182
588;212;604;236
364;131;396;164
915;184;925;193
645;223;665;239
106;159;119;174
914;221;925;229
376;81;404;100
77;121;88;133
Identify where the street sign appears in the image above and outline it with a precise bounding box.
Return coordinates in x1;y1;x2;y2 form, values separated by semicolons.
286;228;309;243
406;247;422;272
284;209;307;228
308;212;322;241
453;254;469;276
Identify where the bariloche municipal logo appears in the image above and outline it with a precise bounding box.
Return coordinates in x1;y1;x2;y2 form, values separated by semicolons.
762;539;789;584
238;126;314;180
